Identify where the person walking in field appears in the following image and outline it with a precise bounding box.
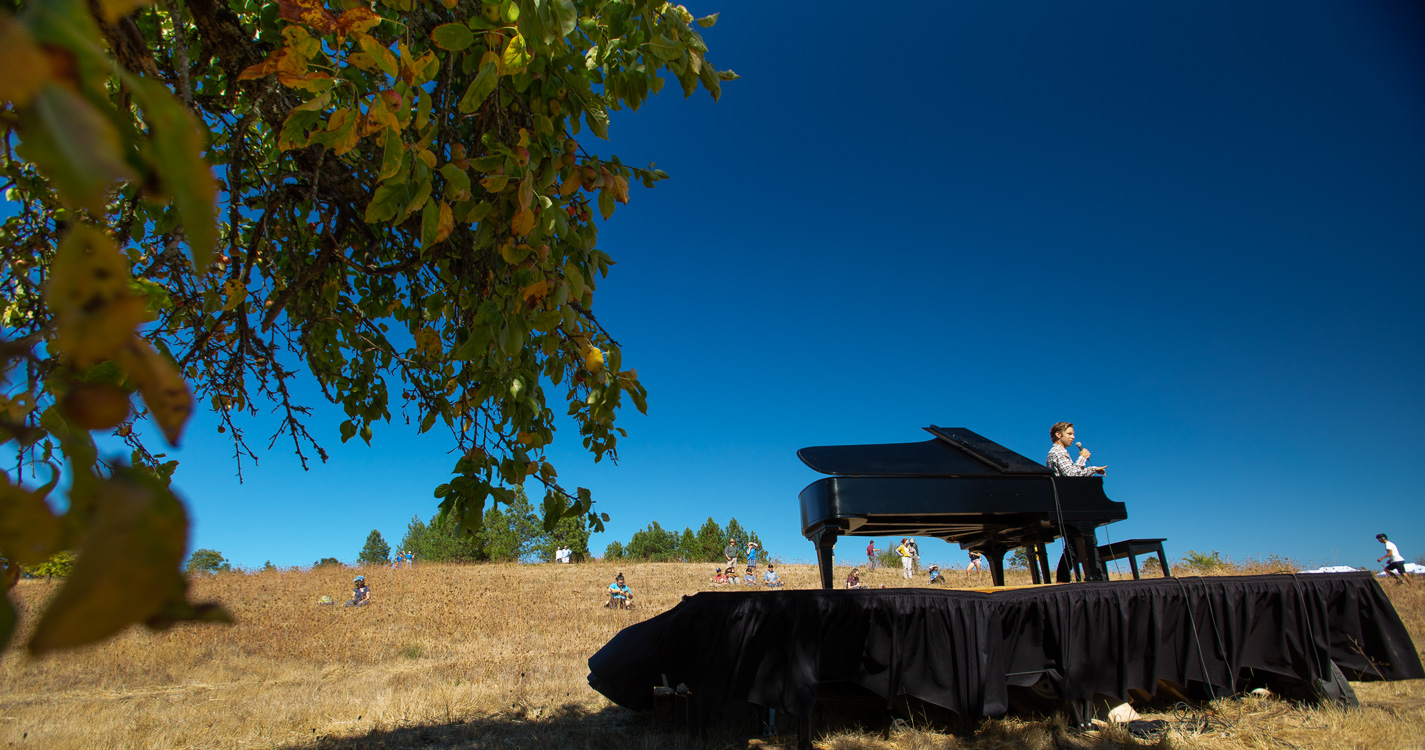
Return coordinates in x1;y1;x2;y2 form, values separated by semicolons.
866;539;878;570
344;575;370;607
1377;534;1414;585
896;539;914;579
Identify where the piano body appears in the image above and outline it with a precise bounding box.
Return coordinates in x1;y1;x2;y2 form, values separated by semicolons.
799;426;1127;589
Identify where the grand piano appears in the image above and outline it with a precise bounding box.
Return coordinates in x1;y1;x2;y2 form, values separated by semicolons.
799;426;1127;589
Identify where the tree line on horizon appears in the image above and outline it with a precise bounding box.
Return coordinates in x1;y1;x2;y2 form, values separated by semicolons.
602;518;767;564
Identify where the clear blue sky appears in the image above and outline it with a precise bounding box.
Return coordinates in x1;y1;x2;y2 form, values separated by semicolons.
13;1;1425;572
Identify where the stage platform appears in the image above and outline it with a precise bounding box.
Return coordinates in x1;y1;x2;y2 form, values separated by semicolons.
588;573;1422;733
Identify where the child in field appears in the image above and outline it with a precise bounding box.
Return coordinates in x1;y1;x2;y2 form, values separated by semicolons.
344;575;370;607
742;568;756;585
763;564;783;587
928;564;945;584
605;573;634;609
711;568;726;585
1377;534;1414;585
846;568;863;589
745;541;760;572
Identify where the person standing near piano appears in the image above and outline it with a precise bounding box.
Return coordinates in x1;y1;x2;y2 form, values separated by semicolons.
1047;422;1105;476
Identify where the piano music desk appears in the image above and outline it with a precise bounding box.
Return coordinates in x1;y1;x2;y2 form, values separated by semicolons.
1096;538;1170;580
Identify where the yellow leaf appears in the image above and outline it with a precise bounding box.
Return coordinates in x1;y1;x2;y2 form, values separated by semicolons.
47;226;148;369
98;0;152;23
114;338;193;446
346;51;380;72
335;7;381;48
28;470;189;655
521;279;549;302
324;108;361;155
582;344;605;374
0;16;51;106
16;88;137;213
501;32;530;74
221;279;247;311
436;201;454;243
610;175;630;204
511;208;535;236
356;32;399;77
481;174;509;192
558;172;581;198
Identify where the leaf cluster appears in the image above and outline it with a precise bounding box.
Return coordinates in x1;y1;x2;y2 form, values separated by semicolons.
1;0;730;654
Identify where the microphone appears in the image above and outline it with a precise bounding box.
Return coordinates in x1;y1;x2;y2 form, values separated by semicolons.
1075;441;1084;451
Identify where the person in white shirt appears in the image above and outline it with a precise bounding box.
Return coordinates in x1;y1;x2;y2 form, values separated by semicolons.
1377;533;1412;584
1047;422;1105;476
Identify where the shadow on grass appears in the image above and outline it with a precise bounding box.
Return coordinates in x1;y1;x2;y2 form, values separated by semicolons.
276;700;1178;750
278;701;760;750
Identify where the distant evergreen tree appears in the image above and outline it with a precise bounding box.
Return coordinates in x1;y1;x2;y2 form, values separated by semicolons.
535;512;592;562
186;549;231;574
694;517;724;562
723;518;747;548
626;521;678;561
482;488;543;561
314;557;341;567
358;530;391;564
676;528;697;562
262;561;276;572
604;540;625;560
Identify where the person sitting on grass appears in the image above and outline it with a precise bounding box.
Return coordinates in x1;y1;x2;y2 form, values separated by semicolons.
711;568;726;585
742;568;756;585
846;568;863;589
763;564;784;587
927;564;945;584
344;575;370;607
605;573;634;609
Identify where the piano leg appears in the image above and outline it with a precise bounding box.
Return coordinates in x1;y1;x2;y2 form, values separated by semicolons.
812;528;839;590
1068;524;1106;582
986;547;1007;587
1037;541;1053;585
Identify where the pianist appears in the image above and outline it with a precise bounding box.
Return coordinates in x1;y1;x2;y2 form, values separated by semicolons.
1047;422;1105;476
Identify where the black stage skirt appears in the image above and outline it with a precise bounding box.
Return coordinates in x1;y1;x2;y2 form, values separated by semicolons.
588;573;1422;719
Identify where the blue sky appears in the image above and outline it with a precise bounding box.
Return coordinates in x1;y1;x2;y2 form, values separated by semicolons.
11;1;1425;572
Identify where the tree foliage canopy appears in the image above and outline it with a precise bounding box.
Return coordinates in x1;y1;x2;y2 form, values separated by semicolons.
358;529;390;563
0;0;730;654
185;547;231;573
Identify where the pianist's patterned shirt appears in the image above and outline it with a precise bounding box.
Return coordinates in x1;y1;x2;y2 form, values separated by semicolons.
1046;444;1096;477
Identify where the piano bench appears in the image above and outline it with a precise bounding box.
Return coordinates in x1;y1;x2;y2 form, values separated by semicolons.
1096;538;1169;580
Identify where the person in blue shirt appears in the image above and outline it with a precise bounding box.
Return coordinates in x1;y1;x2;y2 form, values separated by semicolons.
745;541;760;572
927;564;945;585
605;573;634;609
762;564;783;587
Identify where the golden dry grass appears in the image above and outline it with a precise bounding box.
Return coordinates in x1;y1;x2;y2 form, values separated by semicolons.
0;561;1421;750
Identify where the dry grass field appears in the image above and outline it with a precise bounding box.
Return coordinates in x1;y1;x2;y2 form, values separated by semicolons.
1;559;1421;750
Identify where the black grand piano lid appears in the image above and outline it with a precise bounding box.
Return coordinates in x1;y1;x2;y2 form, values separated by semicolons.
797;426;1051;477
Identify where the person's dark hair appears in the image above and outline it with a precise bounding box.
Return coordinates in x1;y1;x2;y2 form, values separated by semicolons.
1050;422;1074;442
1377;534;1388;541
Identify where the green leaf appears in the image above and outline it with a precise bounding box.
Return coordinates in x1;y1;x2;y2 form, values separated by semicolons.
360;424;373;445
697;13;718;27
416;88;432;132
28;470;189;655
459;62;499;113
431;22;475;51
440;163;471;201
15;86;137;215
365;181;406;224
419;410;438;433
598;188;615;220
647;34;683;62
379;129;404;180
549;0;577;37
420;197;439;250
359;34;399;77
0;476;64;565
340;419;357;443
127;80;219;271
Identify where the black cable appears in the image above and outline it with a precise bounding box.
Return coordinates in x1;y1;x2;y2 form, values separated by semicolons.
1172;577;1224;701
